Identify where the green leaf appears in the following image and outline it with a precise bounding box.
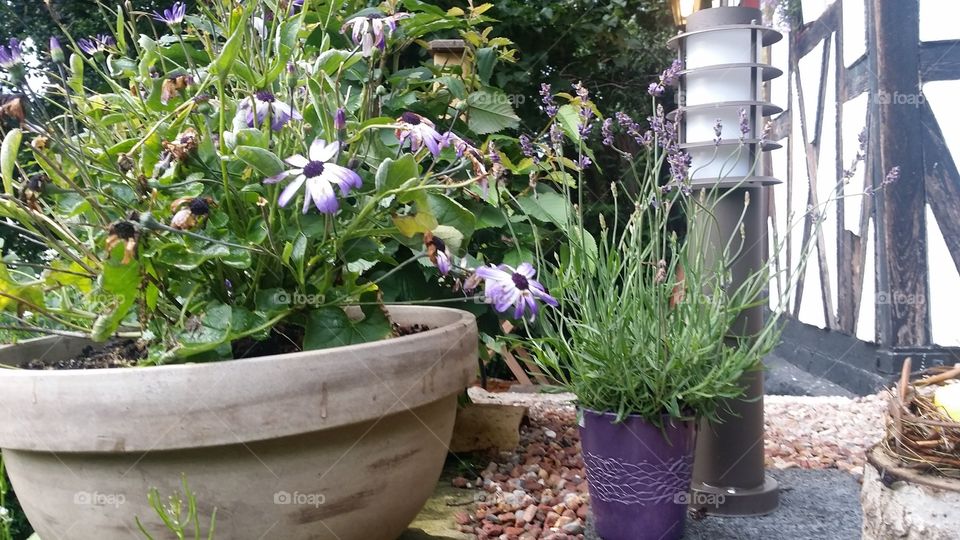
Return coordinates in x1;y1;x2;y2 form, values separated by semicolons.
556;104;583;144
436;76;467;99
475;47;496;84
475;206;507;229
427;193;476;239
393;212;438;237
0;128;22;195
342;237;380;263
291;233;307;267
517;189;571;228
556;103;603;171
0;262;44;313
255;288;290;312
503;247;535;269
466;90;520;135
263;17;303;85
210;7;251;78
234;128;270;149
176;303;232;356
315;49;363;76
303;306;392;350
235;145;285;177
375;154;419;192
91;257;141;341
115;6;127;52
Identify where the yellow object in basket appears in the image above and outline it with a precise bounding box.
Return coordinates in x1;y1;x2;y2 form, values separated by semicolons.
934;383;960;422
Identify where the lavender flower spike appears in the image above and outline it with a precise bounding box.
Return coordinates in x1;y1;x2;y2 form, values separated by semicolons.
660;59;683;87
540;83;558;117
475;263;558;321
519;134;535;158
738;108;750;139
882;166;901;186
264;139;362;214
601;118;614;146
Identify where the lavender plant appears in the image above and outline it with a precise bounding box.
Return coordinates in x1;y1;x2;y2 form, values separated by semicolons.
0;0;558;365
513;74;831;427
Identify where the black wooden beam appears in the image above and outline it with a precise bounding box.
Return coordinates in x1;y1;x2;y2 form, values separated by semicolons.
921;102;960;274
873;0;930;346
841;54;870;103
767;110;791;142
795;1;840;59
919;40;960;83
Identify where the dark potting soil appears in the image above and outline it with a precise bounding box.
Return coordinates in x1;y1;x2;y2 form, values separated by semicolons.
24;339;147;370
393;322;431;336
23;323;432;370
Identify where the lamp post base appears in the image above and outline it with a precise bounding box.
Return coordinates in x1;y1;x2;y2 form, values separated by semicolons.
691;475;779;516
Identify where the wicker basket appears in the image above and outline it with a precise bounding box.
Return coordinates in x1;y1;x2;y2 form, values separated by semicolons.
882;360;960;478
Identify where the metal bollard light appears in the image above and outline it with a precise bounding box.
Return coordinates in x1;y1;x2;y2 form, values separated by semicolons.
668;5;783;516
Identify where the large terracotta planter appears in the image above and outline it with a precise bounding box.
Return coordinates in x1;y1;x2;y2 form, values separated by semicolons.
0;306;477;539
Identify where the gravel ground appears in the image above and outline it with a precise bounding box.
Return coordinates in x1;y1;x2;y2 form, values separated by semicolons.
449;388;887;539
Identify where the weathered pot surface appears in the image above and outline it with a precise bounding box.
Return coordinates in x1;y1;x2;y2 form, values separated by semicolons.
0;305;477;540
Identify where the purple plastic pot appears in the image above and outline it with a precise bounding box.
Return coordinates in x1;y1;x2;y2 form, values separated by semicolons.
580;409;696;540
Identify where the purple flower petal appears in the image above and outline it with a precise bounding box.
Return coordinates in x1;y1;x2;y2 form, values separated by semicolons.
307;177;339;214
285;154;309;168
278;175;306;207
310;139;338;162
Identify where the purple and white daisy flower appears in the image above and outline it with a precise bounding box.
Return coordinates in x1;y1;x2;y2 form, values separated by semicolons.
240;90;302;131
395;112;447;157
474;263;558;321
152;2;187;27
341;12;410;57
0;38;23;69
77;34;116;56
264;139;362;214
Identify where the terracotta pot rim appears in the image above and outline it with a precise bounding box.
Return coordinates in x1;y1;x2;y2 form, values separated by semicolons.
0;304;475;376
0;305;478;452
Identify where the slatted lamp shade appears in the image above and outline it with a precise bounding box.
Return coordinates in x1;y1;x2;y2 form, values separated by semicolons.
668;6;783;188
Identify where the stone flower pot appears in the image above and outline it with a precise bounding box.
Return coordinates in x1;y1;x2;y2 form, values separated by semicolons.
0;306;476;540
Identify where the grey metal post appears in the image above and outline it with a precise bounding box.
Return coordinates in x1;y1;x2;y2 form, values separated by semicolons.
668;6;781;516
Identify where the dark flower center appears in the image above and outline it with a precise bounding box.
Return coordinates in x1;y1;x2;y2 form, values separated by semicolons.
303;161;325;178
111;220;136;239
511;272;529;291
401;111;421;125
189;198;210;216
255;90;276;103
26;174;46;192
